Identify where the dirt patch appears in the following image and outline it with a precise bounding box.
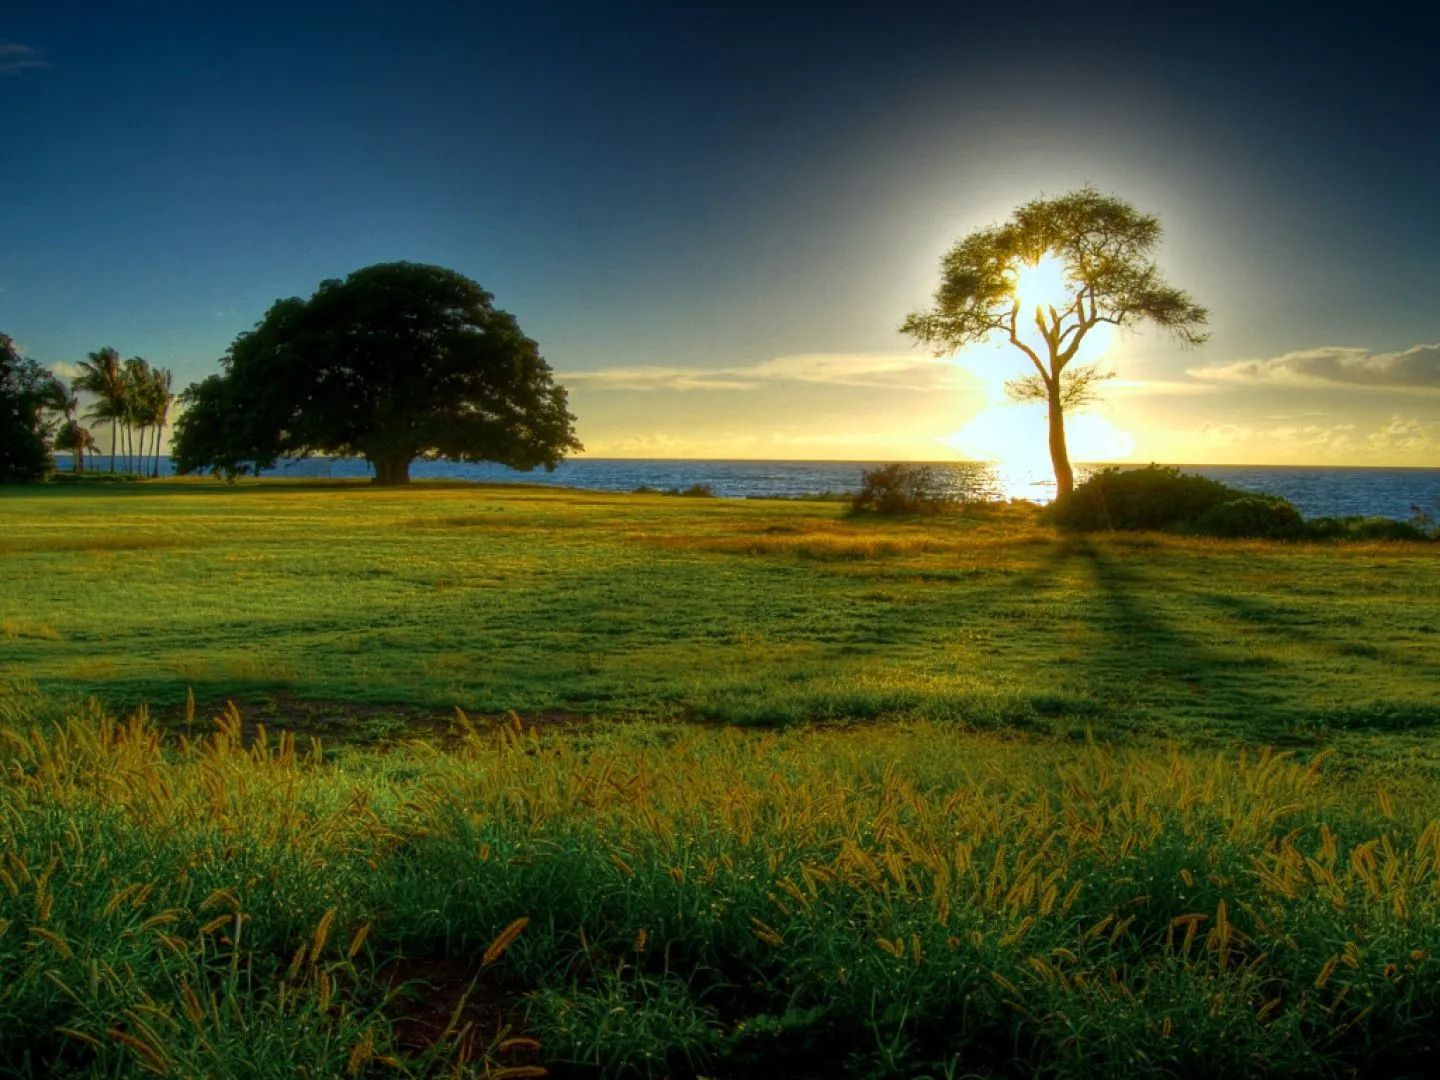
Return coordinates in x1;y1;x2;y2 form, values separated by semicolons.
383;955;543;1068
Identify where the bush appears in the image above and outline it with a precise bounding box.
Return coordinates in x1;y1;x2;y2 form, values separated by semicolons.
849;464;948;515
1049;466;1435;541
1046;465;1310;538
1302;515;1432;541
633;483;715;497
1195;495;1303;538
1045;466;1253;532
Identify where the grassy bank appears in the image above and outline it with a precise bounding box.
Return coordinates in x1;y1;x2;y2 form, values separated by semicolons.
1;704;1438;1078
2;480;1438;745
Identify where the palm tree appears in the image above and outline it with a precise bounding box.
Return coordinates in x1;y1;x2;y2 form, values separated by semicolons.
122;356;152;474
148;366;174;477
39;375;85;473
53;419;98;472
72;347;126;472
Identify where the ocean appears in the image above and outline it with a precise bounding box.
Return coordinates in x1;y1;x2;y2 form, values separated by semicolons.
57;455;1440;522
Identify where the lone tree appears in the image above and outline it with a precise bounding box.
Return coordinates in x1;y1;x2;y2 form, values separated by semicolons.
173;262;581;484
901;188;1208;498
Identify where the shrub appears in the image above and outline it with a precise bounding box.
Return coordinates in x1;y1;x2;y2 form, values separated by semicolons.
1195;495;1303;538
1045;465;1252;532
633;484;715;497
1302;515;1432;541
1046;465;1312;538
849;464;948;515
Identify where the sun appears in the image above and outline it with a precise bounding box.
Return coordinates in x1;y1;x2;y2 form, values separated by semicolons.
940;402;1135;499
1009;253;1074;315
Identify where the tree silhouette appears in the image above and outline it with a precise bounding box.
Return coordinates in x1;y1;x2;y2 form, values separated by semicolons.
174;262;581;484
901;188;1208;498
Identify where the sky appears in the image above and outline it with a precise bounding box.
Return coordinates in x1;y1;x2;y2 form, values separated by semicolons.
3;2;1438;466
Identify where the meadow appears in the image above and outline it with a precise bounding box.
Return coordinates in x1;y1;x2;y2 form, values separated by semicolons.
2;481;1438;743
1;480;1439;1077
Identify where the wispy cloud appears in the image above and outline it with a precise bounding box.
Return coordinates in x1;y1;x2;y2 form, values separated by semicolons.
1196;415;1440;458
563;352;969;393
0;42;49;76
50;361;84;381
1106;378;1219;397
1189;343;1440;390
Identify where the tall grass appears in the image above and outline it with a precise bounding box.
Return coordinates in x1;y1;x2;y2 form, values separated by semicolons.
2;701;1437;1077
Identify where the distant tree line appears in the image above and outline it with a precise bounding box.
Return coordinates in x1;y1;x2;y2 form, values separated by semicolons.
0;332;175;483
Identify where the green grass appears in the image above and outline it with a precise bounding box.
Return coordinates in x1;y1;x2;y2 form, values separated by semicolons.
1;706;1438;1078
2;479;1439;1076
2;480;1438;747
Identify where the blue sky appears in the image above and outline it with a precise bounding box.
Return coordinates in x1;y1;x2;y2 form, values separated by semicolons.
4;2;1438;463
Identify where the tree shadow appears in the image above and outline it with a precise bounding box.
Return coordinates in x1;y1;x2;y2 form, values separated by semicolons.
1052;539;1300;739
1175;586;1392;660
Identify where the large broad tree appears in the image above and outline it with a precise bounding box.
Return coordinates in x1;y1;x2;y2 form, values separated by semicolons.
901;188;1208;499
174;262;581;484
0;333;56;483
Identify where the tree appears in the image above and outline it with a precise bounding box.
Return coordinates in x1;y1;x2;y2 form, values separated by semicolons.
147;366;174;477
121;356;154;474
901;188;1208;499
53;418;98;472
39;375;95;473
0;333;55;483
173;262;582;484
72;347;127;473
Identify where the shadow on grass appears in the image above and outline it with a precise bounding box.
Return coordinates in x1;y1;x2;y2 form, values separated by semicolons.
1066;540;1293;739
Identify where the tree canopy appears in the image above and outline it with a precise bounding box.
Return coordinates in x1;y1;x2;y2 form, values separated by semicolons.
173;262;581;484
0;333;58;483
901;187;1208;498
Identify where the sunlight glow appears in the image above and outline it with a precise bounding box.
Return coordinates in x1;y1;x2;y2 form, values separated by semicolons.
940;403;1135;499
1010;253;1074;315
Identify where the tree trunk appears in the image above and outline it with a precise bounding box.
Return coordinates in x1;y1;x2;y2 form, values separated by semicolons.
371;455;412;485
1047;385;1075;500
110;421;117;473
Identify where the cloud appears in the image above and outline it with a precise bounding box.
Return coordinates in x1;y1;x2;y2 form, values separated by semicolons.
1106;378;1219;397
1195;415;1440;460
0;42;48;75
1189;343;1440;389
563;366;761;392
50;362;84;381
563;352;968;393
1367;417;1440;453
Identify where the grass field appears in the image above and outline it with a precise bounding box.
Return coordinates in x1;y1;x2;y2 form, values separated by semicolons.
2;480;1438;743
2;480;1439;1077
